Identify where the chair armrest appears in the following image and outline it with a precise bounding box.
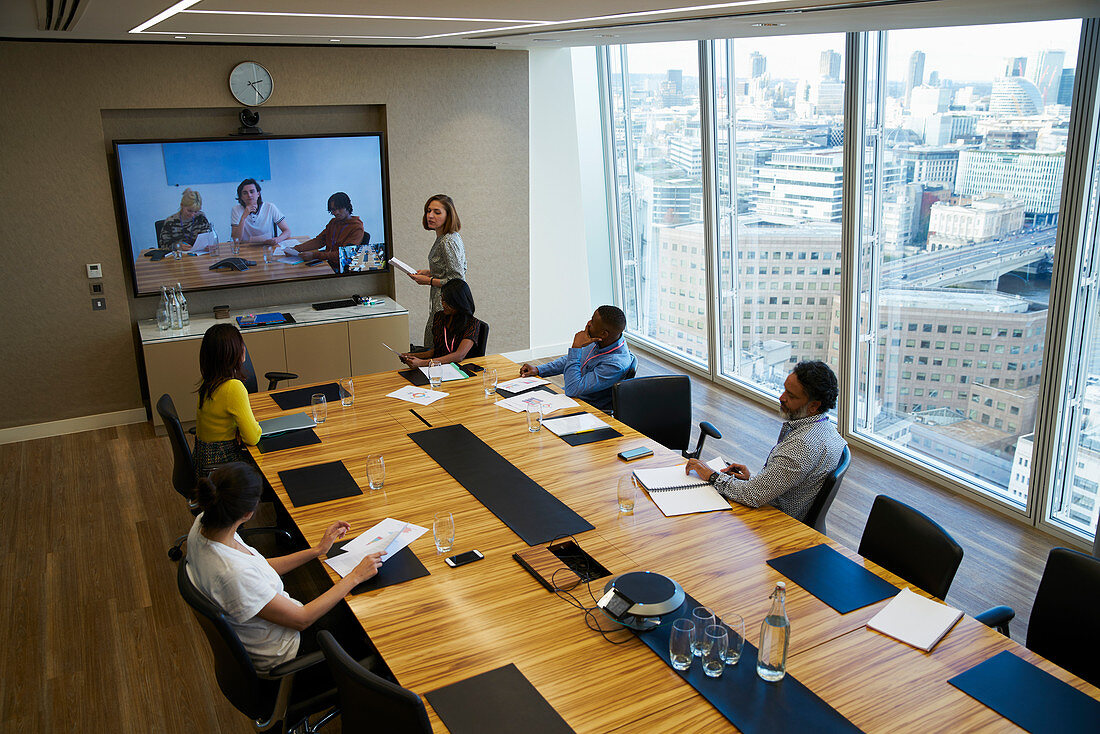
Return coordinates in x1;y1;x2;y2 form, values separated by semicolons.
974;605;1015;636
265;371;299;391
239;527;294;545
268;649;327;678
699;421;722;440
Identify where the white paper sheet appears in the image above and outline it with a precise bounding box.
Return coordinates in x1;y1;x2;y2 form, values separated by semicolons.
389;257;417;275
495;392;579;414
386;385;448;405
496;376;550;392
541;413;610;437
324;518;428;578
418;363;468;382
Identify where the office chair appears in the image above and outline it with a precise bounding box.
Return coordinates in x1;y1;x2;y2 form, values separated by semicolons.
317;631;432;734
976;547;1100;686
858;495;964;600
612;375;721;459
178;544;339;734
802;445;851;535
241;349;298;393
468;319;490;359
156;393;201;560
154;218;166;246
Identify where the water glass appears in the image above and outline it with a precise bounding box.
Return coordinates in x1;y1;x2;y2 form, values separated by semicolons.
433;512;455;553
482;368;498;396
366;454;385;490
669;618;695;671
263;244;274;263
428;360;443;390
311;393;327;424
703;625;729;678
617;473;637;513
526;401;543;432
691;606;715;656
340;377;355;407
231;239;241;255
720;614;745;665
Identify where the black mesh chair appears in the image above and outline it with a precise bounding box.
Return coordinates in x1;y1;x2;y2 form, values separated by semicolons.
156;393;201;560
803;445;851;535
154;218;166;246
468;319;489;359
977;547;1100;686
858;495;964;600
317;631;432;733
178;542;339;734
612;375;721;459
241;349;297;393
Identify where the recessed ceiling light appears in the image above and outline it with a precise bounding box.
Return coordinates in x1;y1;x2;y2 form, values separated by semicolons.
330;38;341;42
751;22;785;27
533;38;560;42
595;34;620;38
174;35;186;39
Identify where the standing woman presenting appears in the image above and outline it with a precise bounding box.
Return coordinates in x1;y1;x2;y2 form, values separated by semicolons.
407;194;466;348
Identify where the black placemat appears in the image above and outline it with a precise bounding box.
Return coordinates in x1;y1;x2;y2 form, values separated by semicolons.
327;542;430;594
277;460;362;507
256;428;321;454
425;663;574;734
409;424;594;546
767;544;899;614
634;592;863;734
948;650;1100;733
559;427;623;446
497;384;557;399
398;368;429;386
270;382;342;410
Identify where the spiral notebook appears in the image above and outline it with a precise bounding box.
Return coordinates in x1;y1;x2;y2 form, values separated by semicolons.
633;458;730;516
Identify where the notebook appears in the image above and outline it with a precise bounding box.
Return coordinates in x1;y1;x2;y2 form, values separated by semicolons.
634;458;730;517
258;412;316;437
866;587;963;651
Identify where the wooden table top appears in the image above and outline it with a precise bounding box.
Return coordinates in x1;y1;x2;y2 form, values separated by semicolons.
248;355;1100;733
134;237;318;293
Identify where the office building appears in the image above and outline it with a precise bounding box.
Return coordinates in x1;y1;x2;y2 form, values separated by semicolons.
750;51;767;79
956;149;1065;217
820;49;842;80
1031;49;1066;104
897;145;962;187
754;148;901;223
881;183;924;253
989;76;1045;115
910;86;952;117
904;50;926;106
1005;56;1028;77
927;196;1026;250
1058;68;1077;105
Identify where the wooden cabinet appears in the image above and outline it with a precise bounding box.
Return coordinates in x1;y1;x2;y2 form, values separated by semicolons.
349;315;411;376
284;321;352;385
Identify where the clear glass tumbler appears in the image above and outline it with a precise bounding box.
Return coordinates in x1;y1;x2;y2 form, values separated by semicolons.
366;454;385;490
311;394;327;424
703;625;729;678
483;368;498;396
669;618;695;671
691;607;715;657
428;360;443;390
340;378;355;407
617;474;637;513
721;614;745;665
433;512;455;553
526;401;543;432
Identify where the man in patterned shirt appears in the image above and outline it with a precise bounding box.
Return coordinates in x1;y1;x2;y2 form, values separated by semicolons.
685;360;847;522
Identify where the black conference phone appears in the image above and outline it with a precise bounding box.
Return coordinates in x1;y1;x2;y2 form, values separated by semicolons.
209;257;256;272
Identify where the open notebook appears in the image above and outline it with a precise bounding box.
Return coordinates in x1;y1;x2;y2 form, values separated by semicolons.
634;458;730;517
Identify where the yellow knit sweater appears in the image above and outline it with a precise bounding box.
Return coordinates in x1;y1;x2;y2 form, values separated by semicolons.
195;379;261;445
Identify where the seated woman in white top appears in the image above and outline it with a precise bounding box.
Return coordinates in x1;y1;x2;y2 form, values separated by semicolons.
230;178;292;245
185;462;382;672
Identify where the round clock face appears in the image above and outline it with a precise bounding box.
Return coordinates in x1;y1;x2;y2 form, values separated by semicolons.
229;62;273;106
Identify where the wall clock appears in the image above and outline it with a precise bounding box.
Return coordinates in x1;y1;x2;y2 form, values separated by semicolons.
229;61;273;106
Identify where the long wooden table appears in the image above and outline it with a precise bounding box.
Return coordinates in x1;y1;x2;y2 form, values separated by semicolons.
249;355;1100;732
134;236;318;292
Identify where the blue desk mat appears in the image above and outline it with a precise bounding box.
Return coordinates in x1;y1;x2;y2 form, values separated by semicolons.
633;592;863;734
409;424;594;546
767;544;899;614
948;650;1100;733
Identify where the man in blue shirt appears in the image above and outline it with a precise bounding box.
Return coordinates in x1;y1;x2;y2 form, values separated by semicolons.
519;305;636;413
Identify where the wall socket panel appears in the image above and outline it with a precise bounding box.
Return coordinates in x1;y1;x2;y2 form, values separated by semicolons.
86;263;102;278
89;282;104;295
92;298;107;311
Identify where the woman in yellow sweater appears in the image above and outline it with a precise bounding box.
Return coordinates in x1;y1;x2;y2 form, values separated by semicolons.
194;324;262;479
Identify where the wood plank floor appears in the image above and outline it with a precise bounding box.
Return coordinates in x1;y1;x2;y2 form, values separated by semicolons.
0;355;1073;731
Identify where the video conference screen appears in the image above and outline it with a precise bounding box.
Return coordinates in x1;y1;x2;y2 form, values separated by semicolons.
114;133;391;296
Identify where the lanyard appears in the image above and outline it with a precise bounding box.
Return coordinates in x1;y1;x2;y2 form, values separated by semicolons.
582;341;623;370
443;325;456;353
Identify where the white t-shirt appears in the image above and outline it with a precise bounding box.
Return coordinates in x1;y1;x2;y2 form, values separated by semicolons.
185;515;301;672
231;201;285;242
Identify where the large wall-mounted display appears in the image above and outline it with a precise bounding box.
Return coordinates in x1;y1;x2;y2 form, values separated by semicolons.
113;133;392;296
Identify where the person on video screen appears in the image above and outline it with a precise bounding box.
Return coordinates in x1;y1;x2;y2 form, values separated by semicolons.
158;188;213;252
230;179;291;246
290;192;366;271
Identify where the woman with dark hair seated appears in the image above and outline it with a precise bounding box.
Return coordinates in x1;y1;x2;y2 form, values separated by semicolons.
186;463;383;673
399;279;479;367
194;323;264;478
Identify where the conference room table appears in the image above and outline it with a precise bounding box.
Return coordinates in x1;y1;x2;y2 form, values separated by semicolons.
135;236;315;291
247;354;1100;733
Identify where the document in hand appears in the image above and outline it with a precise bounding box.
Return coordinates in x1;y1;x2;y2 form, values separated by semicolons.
324;518;428;578
418;362;468;382
866;587;964;652
633;458;731;516
389;257;417;275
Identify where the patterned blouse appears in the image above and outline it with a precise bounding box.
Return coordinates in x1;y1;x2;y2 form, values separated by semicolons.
158;211;213;251
709;413;847;522
423;232;467;347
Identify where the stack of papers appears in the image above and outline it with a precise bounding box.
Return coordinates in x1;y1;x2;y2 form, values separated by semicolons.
389;257;417;275
496;376;550;392
418;363;468;382
324;518;428;577
867;587;964;652
495;392;579;414
387;385;448;405
541;413;610;437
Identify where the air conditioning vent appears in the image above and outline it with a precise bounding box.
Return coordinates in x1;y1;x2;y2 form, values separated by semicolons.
35;0;90;32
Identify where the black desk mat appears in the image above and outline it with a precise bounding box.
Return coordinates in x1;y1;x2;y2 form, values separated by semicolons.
270;382;342;410
327;542;430;594
398;368;430;386
496;384;557;399
542;411;623;446
277;460;362;507
948;650;1100;733
634;592;863;734
256;428;321;454
409;424;594;546
767;544;899;614
425;663;574;734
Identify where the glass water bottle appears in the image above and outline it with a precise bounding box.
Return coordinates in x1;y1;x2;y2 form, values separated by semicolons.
175;282;190;327
757;581;790;682
157;286;171;330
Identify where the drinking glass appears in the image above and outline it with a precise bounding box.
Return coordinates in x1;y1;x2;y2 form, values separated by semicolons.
703;625;729;678
482;368;498;396
433;512;455;553
669;618;694;671
311;394;327;424
231;238;241;255
691;607;715;656
617;474;637;513
263;244;274;263
366;454;385;490
720;614;745;665
340;378;355;407
526;401;543;432
428;360;443;390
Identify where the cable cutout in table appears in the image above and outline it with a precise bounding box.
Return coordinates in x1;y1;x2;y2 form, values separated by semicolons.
409;409;432;427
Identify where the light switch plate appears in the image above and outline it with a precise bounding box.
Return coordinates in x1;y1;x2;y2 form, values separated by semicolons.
92;298;107;311
89;282;104;295
87;263;102;278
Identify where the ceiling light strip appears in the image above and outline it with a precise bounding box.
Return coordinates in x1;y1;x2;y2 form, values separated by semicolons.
182;9;552;24
129;0;202;34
